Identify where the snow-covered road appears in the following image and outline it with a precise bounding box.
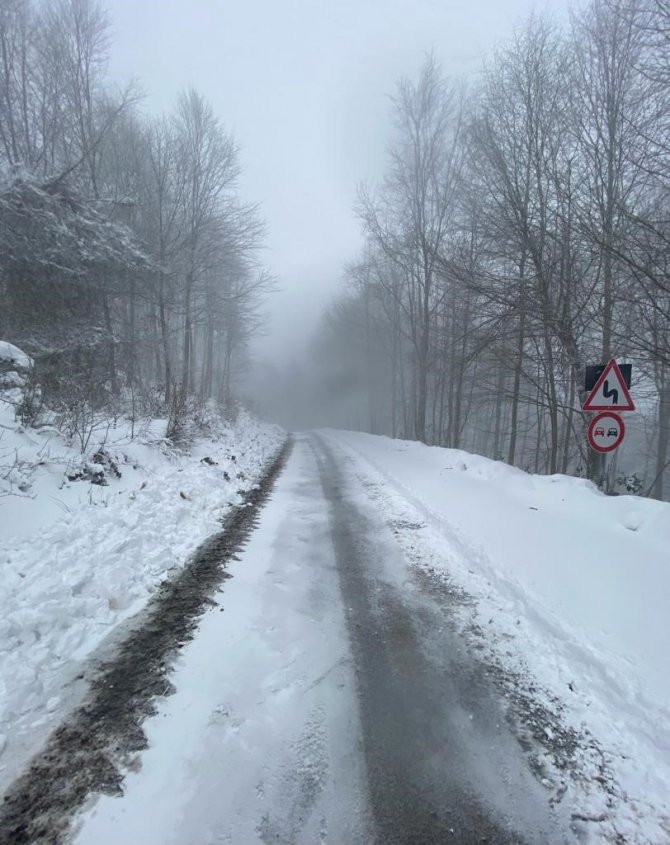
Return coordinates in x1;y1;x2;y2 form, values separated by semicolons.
70;434;575;845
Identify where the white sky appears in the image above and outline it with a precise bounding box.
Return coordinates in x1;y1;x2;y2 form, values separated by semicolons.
106;0;571;365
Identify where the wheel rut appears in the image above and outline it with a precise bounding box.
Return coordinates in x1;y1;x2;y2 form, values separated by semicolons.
0;438;293;845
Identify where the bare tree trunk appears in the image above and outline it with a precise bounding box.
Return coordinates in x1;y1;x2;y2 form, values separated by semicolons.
364;281;377;433
508;286;527;464
493;365;506;459
415;324;429;443
437;354;448;445
202;317;214;400
102;291;118;397
127;273;136;385
451;293;472;450
543;332;560;474
158;275;172;406
653;385;670;500
561;369;577;474
181;269;194;393
534;383;544;473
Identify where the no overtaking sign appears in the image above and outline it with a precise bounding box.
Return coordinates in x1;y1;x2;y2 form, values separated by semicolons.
583;359;634;454
587;412;625;453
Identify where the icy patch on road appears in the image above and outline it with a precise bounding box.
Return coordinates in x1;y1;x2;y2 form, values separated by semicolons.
322;430;670;845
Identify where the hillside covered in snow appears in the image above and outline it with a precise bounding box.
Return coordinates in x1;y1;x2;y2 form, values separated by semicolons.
0;353;284;793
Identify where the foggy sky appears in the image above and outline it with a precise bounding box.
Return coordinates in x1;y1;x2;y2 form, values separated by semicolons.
107;0;571;366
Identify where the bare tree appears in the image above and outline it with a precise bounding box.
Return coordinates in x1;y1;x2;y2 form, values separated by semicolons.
356;57;464;442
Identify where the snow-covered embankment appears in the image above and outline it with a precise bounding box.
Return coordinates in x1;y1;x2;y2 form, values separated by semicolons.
323;429;670;844
0;378;284;790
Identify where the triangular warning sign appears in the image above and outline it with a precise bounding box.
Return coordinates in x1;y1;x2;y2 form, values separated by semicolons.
583;359;635;412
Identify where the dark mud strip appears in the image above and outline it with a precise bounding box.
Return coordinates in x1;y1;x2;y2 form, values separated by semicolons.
0;438;293;845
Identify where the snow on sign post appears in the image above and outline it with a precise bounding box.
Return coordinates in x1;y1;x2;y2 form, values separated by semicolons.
587;412;625;453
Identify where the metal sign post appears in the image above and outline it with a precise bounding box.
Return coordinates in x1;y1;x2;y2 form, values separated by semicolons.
583;360;634;488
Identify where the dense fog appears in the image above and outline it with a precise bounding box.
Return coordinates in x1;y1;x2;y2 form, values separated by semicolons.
1;0;668;498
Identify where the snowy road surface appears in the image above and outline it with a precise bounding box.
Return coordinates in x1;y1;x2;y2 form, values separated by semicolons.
72;433;575;845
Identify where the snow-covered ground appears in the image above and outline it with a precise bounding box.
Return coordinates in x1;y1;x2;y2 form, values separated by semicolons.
0;341;33;372
0;386;284;792
3;400;668;842
73;439;371;845
323;429;670;844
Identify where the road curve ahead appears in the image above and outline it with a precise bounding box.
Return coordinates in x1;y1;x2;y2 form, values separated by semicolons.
69;433;575;845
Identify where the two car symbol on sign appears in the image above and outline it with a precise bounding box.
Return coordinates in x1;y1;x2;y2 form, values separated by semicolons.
594;427;619;437
588;412;625;453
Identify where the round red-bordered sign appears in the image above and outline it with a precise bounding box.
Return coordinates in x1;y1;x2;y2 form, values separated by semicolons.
588;412;625;453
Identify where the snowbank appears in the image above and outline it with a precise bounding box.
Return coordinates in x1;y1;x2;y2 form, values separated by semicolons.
324;430;670;843
0;341;32;371
0;394;284;789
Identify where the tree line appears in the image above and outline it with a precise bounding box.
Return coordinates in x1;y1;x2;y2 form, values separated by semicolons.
314;0;670;499
0;0;272;434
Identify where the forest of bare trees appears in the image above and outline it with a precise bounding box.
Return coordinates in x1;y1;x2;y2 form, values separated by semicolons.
313;0;670;499
2;0;668;498
0;0;272;437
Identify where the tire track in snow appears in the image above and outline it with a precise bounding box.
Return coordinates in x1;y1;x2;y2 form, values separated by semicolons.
0;438;293;845
311;433;576;845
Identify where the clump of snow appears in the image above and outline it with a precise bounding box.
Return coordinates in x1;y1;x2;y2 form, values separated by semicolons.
324;429;670;844
0;392;284;788
0;371;26;389
0;341;32;371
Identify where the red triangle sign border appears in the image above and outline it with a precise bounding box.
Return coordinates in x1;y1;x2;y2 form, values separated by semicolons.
583;359;635;412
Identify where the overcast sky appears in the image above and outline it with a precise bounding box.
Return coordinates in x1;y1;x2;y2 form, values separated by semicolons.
106;0;571;365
